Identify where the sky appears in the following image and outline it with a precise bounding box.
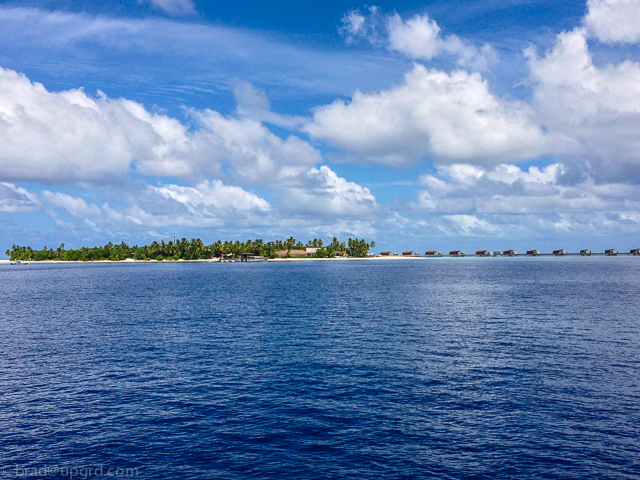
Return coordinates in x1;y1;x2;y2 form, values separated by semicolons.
1;0;640;254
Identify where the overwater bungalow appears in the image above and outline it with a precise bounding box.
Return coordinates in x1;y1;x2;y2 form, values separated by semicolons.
239;253;267;262
553;249;567;256
425;251;442;256
402;251;419;256
475;250;490;256
605;249;618;256
526;249;540;256
503;250;517;256
580;249;591;256
449;250;464;256
630;248;640;255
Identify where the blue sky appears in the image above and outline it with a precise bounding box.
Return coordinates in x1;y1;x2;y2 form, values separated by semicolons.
1;0;640;254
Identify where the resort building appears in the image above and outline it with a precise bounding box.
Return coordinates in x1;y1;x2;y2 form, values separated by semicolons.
580;249;591;256
425;251;442;256
305;247;319;255
449;250;465;256
402;251;420;256
553;249;567;256
503;250;517;256
526;250;541;256
276;249;307;258
630;248;640;255
380;251;391;256
475;250;490;256
605;249;618;256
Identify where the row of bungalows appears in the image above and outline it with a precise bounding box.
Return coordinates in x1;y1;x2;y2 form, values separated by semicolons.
380;248;640;258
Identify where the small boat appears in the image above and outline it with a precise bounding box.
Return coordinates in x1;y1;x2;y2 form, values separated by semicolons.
10;260;29;265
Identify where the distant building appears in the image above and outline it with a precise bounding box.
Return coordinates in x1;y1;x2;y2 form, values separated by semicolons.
526;249;540;256
503;250;517;256
605;249;618;256
630;248;639;255
449;250;464;256
380;251;391;256
580;249;591;256
276;249;307;258
475;250;490;256
366;252;375;257
402;251;420;256
553;249;567;256
425;251;442;256
305;247;319;255
239;253;266;262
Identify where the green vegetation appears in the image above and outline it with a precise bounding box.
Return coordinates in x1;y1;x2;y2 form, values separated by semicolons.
5;236;375;261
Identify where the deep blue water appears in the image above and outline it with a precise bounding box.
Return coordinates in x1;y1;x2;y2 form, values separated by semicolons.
1;258;639;479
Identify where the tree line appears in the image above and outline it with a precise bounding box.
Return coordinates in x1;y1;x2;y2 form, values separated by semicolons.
5;237;375;261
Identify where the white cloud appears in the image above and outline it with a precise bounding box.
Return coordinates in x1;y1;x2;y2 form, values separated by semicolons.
0;67;322;186
189;109;322;186
0;67;194;183
305;64;545;166
40;191;101;217
142;0;196;15
416;162;640;214
153;181;270;214
386;13;496;71
340;8;496;71
527;27;640;182
0;182;40;212
584;0;640;43
339;9;371;44
232;81;307;129
281;165;379;218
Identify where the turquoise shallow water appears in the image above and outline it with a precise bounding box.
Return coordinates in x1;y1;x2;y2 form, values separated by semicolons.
1;258;639;479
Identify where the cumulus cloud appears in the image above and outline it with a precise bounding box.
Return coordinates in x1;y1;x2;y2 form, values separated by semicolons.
152;181;270;214
340;8;496;70
189;109;322;186
0;182;40;212
40;191;101;217
0;67;195;182
416;163;640;214
386;13;497;71
27;164;382;236
281;165;379;218
527;27;640;183
0;67;322;186
305;64;545;166
584;0;640;43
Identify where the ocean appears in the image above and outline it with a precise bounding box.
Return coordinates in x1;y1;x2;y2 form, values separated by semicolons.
1;258;639;479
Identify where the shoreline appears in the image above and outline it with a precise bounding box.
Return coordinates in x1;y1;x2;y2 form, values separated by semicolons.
1;255;637;264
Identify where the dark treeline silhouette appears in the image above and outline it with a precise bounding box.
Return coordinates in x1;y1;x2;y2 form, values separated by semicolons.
5;237;375;261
